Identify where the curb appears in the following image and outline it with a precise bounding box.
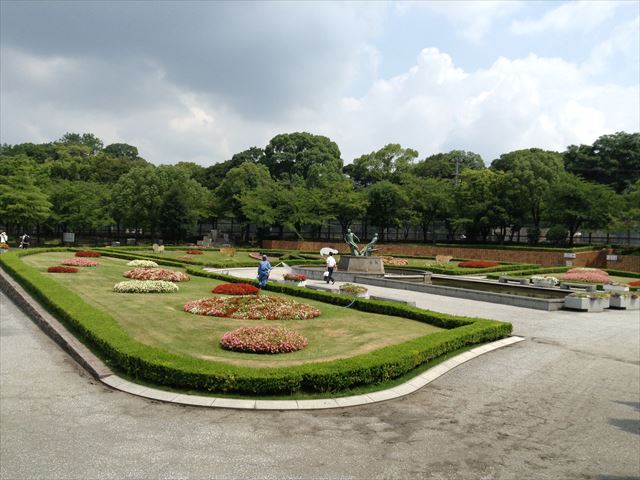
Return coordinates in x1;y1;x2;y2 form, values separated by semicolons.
0;266;524;410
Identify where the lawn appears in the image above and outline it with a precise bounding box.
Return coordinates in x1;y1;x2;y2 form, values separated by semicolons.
24;252;441;368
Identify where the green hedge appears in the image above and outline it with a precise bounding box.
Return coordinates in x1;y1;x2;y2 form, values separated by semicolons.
427;263;540;276
0;249;511;396
429;243;599;252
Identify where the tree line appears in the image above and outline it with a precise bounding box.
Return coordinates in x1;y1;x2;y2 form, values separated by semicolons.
1;130;638;246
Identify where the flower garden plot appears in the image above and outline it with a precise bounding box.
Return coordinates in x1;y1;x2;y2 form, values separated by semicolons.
221;325;308;354
184;296;321;320
124;268;190;282
212;283;259;295
75;251;101;257
126;259;158;268
114;280;179;293
62;257;98;267
47;266;78;273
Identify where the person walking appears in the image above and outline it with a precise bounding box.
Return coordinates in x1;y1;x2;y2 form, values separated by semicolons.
0;231;7;244
326;252;336;284
257;255;272;288
19;233;30;249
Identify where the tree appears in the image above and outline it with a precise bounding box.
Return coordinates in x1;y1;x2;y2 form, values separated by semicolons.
564;132;640;194
202;147;264;191
545;173;618;245
611;180;640;232
413;150;484;182
46;180;113;233
111;165;163;237
57;132;104;155
327;179;369;236
103;143;139;159
261;132;342;181
403;176;455;242
159;184;194;243
366;180;409;242
344;144;418;188
0;173;51;232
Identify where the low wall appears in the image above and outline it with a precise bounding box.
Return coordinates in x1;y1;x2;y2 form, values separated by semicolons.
262;240;640;273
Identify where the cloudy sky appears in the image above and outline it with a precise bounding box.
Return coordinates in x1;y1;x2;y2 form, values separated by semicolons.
1;0;638;166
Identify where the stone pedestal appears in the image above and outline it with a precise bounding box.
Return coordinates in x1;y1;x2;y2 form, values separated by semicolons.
337;256;385;274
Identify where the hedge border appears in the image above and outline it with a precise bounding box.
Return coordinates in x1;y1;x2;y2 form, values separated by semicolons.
0;248;511;396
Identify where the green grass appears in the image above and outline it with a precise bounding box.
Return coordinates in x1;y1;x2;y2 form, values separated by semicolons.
23;252;441;368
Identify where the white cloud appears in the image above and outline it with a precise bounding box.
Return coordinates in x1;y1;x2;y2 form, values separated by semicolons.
510;0;620;35
582;16;640;81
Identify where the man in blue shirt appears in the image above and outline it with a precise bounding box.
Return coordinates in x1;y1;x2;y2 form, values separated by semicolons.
257;255;272;288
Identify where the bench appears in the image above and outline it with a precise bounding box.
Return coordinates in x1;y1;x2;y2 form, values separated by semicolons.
498;276;530;285
559;282;597;292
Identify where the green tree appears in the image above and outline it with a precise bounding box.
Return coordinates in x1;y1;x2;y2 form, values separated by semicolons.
366;180;409;242
413;150;484;182
403;176;455;242
344;144;418;188
103;143;139;159
46;180;113;232
202;147;264;191
57;132;104;155
611;180;640;232
0;173;52;232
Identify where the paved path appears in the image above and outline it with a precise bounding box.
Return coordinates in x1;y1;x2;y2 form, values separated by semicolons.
1;274;639;479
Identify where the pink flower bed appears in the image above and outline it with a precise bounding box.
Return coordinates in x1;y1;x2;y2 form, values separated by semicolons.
183;296;321;320
47;266;78;273
382;256;408;266
220;325;308;354
124;268;190;282
560;268;609;284
283;273;306;282
75;251;101;257
62;258;98;267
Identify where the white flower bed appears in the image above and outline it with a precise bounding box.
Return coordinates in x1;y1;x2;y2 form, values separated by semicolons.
126;260;159;268
113;280;178;293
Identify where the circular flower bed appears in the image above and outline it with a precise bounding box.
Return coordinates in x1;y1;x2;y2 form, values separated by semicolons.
126;259;159;268
220;325;308;354
183;296;321;320
458;260;500;268
186;249;204;255
47;266;78;273
382;256;408;266
123;268;190;282
283;273;306;282
212;283;259;295
62;258;98;267
75;251;101;257
339;283;368;295
560;268;609;284
113;280;179;293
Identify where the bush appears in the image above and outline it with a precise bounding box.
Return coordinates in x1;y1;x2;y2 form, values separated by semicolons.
545;225;568;246
47;266;78;273
220;325;308;354
75;251;101;257
457;260;500;268
113;280;179;293
212;283;259;295
123;268;190;282
183;296;321;320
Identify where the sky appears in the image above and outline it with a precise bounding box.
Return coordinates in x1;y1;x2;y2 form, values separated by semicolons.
1;0;639;166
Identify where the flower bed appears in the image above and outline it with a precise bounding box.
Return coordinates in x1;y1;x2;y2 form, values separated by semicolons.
126;259;159;268
339;283;368;295
212;283;260;295
183;296;321;320
560;268;609;284
62;258;98;267
113;280;179;293
47;266;78;273
457;260;500;268
628;280;640;287
0;242;10;250
75;251;101;257
124;268;190;282
382;256;408;266
283;273;306;282
220;325;308;354
186;249;204;255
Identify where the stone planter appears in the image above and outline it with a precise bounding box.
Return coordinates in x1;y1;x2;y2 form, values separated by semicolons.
603;284;629;293
609;295;640;310
284;280;306;287
564;296;608;312
532;279;556;288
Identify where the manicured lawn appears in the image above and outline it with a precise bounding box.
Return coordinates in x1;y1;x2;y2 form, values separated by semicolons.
24;252;441;368
115;247;264;266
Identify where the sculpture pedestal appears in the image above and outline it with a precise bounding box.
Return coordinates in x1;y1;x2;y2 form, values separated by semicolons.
337;256;385;274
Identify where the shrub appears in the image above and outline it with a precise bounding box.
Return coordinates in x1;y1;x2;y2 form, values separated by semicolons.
339;283;368;294
184;296;321;320
560;268;609;284
212;283;260;295
75;251;101;257
220;325;308;354
113;280;179;293
545;225;568;246
457;260;500;268
283;273;306;282
62;258;98;267
123;268;190;282
186;249;204;255
47;266;78;273
126;259;159;268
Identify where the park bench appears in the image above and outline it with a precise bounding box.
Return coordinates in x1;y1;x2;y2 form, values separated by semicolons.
498;276;530;286
559;282;597;292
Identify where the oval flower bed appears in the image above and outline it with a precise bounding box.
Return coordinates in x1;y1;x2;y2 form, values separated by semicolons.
283;273;306;282
62;258;98;267
220;325;308;354
186;249;204;255
560;268;609;284
47;266;78;273
123;268;190;282
113;280;179;293
458;260;500;268
126;259;159;268
75;251;101;257
382;256;408;266
339;283;368;296
628;280;640;287
184;296;321;320
212;283;259;295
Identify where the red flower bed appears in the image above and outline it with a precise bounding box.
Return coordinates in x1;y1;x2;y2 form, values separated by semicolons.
47;266;78;273
186;249;204;255
75;251;101;257
124;268;190;282
457;260;500;268
220;325;308;354
184;296;321;320
283;273;306;282
627;280;640;287
213;283;259;295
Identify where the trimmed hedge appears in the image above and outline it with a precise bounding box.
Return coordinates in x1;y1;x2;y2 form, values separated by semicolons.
427;262;540;276
0;248;511;396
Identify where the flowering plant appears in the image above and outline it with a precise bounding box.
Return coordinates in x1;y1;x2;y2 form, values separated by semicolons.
458;260;500;268
47;266;78;273
75;251;101;257
627;280;640;287
339;283;368;294
62;258;98;267
113;280;179;293
186;249;204;255
283;273;306;282
531;275;559;286
212;283;260;295
381;256;408;266
183;296;321;320
0;242;10;250
560;268;609;284
124;268;190;282
568;291;610;299
126;259;159;268
220;325;308;354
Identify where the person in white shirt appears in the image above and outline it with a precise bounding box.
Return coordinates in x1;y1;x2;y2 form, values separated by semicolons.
326;252;336;284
